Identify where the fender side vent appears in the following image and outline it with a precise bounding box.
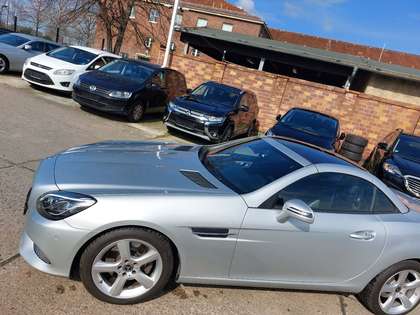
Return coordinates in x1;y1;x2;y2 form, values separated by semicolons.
192;227;229;238
180;170;217;189
173;145;194;151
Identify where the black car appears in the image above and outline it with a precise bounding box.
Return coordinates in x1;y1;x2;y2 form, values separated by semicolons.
163;81;259;143
72;59;187;122
266;108;345;151
364;129;420;198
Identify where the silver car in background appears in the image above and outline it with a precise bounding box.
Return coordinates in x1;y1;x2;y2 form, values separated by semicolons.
0;32;60;74
20;137;420;315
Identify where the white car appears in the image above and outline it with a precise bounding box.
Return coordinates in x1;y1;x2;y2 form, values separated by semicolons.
22;46;120;92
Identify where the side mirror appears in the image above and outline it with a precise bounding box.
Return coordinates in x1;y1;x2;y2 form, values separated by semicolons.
23;44;32;51
93;64;101;70
239;105;249;112
339;132;346;140
186;88;192;94
276;114;282;121
277;199;314;224
378;142;389;151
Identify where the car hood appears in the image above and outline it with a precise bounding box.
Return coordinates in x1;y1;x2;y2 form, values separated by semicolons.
270;123;335;150
173;96;234;117
389;155;420;177
30;54;85;70
79;71;143;92
54;141;230;194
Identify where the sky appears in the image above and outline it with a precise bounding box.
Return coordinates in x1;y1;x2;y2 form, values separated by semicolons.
234;0;420;55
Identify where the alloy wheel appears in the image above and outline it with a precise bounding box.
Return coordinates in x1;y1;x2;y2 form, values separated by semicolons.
131;104;144;121
379;269;420;314
0;57;6;73
91;238;163;299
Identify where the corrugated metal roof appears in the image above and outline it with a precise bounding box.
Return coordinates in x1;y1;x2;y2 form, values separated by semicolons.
181;27;420;82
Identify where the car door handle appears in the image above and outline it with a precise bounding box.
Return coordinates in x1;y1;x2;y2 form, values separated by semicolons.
349;231;376;241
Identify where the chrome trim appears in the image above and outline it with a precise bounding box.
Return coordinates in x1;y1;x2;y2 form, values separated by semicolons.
165;122;211;141
404;175;420;197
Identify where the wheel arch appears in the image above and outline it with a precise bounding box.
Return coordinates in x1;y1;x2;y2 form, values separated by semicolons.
0;54;9;71
70;224;182;281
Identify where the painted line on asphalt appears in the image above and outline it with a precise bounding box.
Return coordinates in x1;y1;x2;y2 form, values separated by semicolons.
126;123;167;137
0;253;20;267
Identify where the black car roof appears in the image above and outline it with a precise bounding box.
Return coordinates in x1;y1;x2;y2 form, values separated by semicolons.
203;81;244;94
119;58;162;70
285;107;339;122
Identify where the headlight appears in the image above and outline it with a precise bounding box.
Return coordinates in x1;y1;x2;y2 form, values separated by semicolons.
108;91;132;99
53;69;75;75
383;162;403;177
37;191;96;220
168;101;177;110
266;129;274;136
204;115;224;123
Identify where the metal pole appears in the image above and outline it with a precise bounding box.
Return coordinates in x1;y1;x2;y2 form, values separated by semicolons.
56;27;60;43
13;14;16;31
162;0;180;68
5;0;9;28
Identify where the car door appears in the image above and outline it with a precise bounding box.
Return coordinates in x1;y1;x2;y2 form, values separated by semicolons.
230;171;386;284
147;70;168;112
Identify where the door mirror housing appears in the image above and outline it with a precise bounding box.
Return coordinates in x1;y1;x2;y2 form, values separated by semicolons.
339;132;346;140
276;114;282;121
23;44;32;51
378;142;389;151
277;199;314;224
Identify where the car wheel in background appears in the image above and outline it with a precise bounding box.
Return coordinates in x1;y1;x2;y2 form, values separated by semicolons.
127;102;145;122
341;142;365;154
339;133;368;163
218;125;233;143
358;260;420;315
80;227;174;304
339;148;363;162
345;134;368;147
0;55;9;74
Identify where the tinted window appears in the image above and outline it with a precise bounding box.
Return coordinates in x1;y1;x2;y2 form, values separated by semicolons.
274;173;376;214
0;34;30;46
393;135;420;162
190;83;240;108
29;41;45;52
202;139;302;194
47;47;97;65
280;109;338;139
151;71;166;88
100;60;154;83
373;189;399;214
88;57;106;70
45;43;60;52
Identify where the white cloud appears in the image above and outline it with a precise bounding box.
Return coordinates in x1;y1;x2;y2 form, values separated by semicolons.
283;1;303;18
236;0;257;14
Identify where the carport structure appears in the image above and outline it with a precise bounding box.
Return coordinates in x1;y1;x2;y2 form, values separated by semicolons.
180;27;420;92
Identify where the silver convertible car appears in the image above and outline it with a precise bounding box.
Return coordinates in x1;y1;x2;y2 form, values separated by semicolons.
20;137;420;315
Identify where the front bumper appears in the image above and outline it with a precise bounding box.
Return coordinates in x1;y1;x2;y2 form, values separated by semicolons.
163;110;224;142
22;65;74;92
20;208;90;277
72;86;129;115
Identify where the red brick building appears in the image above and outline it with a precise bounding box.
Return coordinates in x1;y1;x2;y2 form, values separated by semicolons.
94;0;269;64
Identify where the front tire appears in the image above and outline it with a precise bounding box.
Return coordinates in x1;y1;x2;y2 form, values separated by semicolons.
358;260;420;315
80;227;174;304
0;55;9;74
127;102;145;123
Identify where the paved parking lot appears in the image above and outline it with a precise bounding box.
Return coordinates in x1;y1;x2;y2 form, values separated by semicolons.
0;74;401;315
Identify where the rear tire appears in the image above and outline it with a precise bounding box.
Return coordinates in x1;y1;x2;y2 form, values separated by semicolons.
339;148;363;162
0;55;9;74
127;102;145;123
358;260;420;315
340;141;365;154
80;227;174;304
345;134;368;147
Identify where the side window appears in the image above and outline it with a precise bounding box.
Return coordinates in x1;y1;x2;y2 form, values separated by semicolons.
45;43;59;52
372;189;399;214
103;57;116;64
29;41;45;52
239;94;249;109
273;173;377;214
88;58;106;70
151;71;166;88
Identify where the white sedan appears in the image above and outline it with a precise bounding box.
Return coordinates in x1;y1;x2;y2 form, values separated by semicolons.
22;46;120;92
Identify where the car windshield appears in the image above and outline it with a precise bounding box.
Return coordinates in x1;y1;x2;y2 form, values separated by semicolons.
0;34;30;47
47;47;97;65
201;139;302;194
394;135;420;162
280;109;338;138
189;83;240;108
99;60;154;83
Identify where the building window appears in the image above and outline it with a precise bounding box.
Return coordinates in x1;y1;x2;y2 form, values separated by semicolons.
129;6;136;19
222;23;233;32
175;14;183;26
149;8;159;23
196;18;208;28
191;48;200;57
145;37;153;48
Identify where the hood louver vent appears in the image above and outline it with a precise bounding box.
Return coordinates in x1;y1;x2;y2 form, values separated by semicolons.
180;170;217;189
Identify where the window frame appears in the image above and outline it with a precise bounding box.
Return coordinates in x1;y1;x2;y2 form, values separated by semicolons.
222;23;233;32
149;8;159;23
196;18;208;27
259;171;400;215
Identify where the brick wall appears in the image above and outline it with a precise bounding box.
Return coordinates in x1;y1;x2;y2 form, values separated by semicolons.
168;52;420;156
